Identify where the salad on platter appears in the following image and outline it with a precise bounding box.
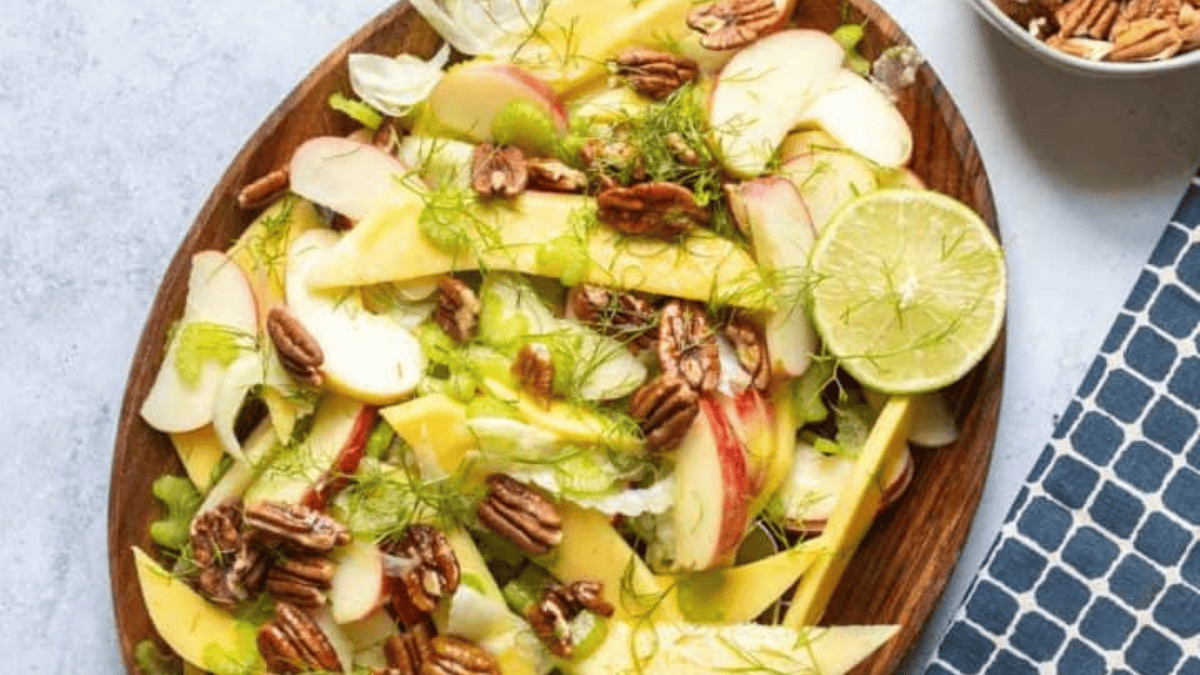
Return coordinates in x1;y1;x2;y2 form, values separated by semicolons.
124;1;1006;675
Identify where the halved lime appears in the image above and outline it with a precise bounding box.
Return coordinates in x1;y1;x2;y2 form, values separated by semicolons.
808;189;1006;393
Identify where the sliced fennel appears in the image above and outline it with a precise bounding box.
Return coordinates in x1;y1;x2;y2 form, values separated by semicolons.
348;44;451;117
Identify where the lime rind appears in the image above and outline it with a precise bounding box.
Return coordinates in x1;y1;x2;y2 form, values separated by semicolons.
808;189;1006;394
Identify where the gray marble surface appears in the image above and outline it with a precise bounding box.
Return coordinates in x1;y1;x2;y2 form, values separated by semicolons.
3;1;1199;673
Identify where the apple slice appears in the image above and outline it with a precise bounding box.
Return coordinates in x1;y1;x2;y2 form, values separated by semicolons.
778;139;879;237
289;136;417;222
718;390;775;495
330;540;387;624
243;393;374;506
425;62;568;142
287;228;424;404
140;251;258;434
726;177;818;377
670;397;752;571
797;69;913;168
571;620;898;675
708;30;844;178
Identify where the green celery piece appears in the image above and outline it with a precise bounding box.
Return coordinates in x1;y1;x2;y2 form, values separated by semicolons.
149;475;203;551
792;358;835;425
329;91;383;130
135;640;181;675
364;420;396;461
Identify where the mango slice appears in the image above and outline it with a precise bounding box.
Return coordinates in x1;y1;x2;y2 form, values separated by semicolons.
784;396;913;626
570;620;898;675
307;191;768;310
132;547;260;673
168;426;226;492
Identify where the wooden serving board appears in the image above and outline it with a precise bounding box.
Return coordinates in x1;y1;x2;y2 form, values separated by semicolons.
107;3;1004;675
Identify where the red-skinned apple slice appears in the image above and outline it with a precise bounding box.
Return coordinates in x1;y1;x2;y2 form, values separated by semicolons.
671;397;753;571
140;251;258;434
726;177;818;378
288;228;425;404
777;130;879;236
330;540;387;624
779;440;914;535
718;390;776;495
289;136;416;221
797;69;913;168
243;393;375;506
425;62;569;142
708;30;844;178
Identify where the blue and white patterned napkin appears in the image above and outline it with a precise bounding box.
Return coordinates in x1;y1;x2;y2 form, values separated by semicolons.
926;172;1200;675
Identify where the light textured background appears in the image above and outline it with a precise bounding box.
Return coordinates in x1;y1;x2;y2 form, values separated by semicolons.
2;1;1199;673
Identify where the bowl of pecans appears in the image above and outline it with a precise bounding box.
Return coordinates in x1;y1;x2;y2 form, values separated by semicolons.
972;0;1200;74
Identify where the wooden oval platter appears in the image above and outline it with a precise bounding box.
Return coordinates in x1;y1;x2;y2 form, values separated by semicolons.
108;2;1004;675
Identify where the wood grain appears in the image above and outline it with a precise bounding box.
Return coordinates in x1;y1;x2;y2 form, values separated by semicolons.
108;2;1003;675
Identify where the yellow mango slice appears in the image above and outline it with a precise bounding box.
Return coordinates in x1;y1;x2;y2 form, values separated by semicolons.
534;501;677;623
307;191;768;310
570;620;898;675
380;393;477;477
671;538;821;624
168;426;226;492
509;0;695;93
784;396;913;627
132;547;261;672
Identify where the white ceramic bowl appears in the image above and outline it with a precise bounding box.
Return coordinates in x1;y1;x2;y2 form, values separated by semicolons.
968;0;1200;76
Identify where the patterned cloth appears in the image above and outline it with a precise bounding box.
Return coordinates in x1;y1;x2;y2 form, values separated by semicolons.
927;174;1200;675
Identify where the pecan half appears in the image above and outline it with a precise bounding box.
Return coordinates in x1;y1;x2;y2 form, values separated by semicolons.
526;581;616;658
629;374;700;452
597;182;709;238
567;285;658;351
612;48;700;100
724;313;770;391
267;306;325;388
383;524;461;615
687;0;781;51
385;623;435;675
257;602;342;674
477;474;563;555
436;277;481;344
512;343;555;402
658;300;719;393
527;158;589;193
1054;0;1119;38
1108;17;1183;59
244;501;351;553
265;555;336;609
190;499;269;607
423;636;500;675
472;144;528;199
237;169;290;210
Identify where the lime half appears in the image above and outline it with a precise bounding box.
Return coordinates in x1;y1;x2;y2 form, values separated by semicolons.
809;189;1006;393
